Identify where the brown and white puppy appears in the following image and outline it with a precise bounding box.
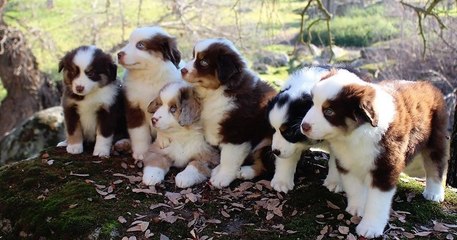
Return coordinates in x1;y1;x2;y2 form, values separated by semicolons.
117;26;183;161
142;81;219;188
301;68;448;238
181;38;277;188
57;46;125;157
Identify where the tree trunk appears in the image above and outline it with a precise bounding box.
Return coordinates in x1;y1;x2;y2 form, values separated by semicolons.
0;0;60;139
447;99;457;187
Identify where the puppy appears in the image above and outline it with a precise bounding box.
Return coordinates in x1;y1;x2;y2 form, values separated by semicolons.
117;26;182;161
57;46;125;157
266;66;342;193
301;68;448;238
142;81;219;188
181;38;277;188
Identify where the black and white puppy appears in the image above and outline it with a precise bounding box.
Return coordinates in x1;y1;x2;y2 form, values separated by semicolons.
181;38;277;188
117;26;182;161
266;67;342;193
57;46;125;157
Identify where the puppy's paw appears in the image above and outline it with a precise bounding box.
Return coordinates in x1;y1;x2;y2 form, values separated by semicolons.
93;146;110;158
57;140;68;147
346;204;365;217
323;178;344;193
114;139;131;152
270;175;294;193
238;166;256;180
132;151;145;161
66;143;83;154
210;166;236;188
423;189;445;202
356;220;384;239
142;166;165;186
176;165;207;188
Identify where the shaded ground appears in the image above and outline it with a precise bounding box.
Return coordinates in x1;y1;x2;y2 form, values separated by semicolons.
0;147;456;239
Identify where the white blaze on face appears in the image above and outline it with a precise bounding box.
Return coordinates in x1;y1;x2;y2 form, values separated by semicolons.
119;27;170;70
152;83;183;130
301;69;366;140
72;46;98;96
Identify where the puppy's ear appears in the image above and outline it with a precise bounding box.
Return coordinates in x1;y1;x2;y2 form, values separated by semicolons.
216;53;241;89
107;60;117;81
161;37;181;68
357;101;378;127
147;97;162;114
178;87;201;126
58;58;65;73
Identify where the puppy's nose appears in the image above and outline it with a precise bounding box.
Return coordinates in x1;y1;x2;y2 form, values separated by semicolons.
75;85;84;93
151;117;158;126
181;68;188;76
117;51;126;60
301;122;312;133
272;149;281;156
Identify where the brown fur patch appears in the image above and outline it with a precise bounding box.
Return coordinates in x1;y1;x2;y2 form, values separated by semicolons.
142;34;181;68
143;144;172;171
370;80;448;191
147;97;163;114
126;100;145;129
188;149;220;177
177;86;202;126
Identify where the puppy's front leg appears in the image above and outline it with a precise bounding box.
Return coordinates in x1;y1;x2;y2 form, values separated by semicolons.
340;173;367;217
63;106;83;154
270;151;301;193
323;155;343;193
129;123;151;160
356;187;395;238
93;108;114;157
142;148;171;186
210;142;251;188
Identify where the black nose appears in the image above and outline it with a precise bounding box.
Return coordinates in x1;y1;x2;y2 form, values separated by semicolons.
272;149;281;156
151;117;158;126
75;85;84;93
117;51;125;60
301;122;311;133
181;68;188;76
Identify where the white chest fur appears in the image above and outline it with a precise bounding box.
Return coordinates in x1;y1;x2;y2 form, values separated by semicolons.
198;87;236;146
76;84;118;141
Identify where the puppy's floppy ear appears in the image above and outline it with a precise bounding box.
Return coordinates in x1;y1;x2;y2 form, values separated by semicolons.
178;87;201;126
357;101;378;127
107;60;117;81
216;53;241;89
147;97;162;114
58;58;65;73
161;37;181;68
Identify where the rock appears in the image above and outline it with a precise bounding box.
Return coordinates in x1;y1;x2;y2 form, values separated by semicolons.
320;46;360;63
0;106;64;165
252;62;268;74
254;51;289;67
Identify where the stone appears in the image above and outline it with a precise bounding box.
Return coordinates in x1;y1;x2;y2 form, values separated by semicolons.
0;106;65;165
254;51;289;67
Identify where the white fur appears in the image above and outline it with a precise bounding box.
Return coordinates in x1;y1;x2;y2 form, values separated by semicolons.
194;38;243;62
238;166;257;180
323;155;343;193
356;188;395;238
142;166;166;185
71;46;98;96
67;143;83;154
120;27;182;160
176;165;207;188
271;151;301;193
93;134;113;157
211;142;251;188
423;178;445;202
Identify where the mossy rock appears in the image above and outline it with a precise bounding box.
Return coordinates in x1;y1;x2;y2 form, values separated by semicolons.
0;148;456;239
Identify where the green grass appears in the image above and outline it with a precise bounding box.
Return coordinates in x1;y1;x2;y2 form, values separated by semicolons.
0;82;6;103
303;5;400;47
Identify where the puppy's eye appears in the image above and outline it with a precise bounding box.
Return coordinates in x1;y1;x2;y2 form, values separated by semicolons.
199;60;209;68
323;108;335;117
85;70;96;78
136;41;145;50
170;105;177;113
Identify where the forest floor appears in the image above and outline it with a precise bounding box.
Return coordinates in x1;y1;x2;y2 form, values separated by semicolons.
1;147;457;239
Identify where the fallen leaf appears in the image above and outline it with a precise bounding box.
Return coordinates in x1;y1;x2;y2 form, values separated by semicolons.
96;188;108;196
127;225;142;232
232;203;244;208
444;223;457;228
434;222;450;232
140;221;149;232
236;182;254;192
337;214;344;220
113;180;123;185
186;193;198;203
320;225;329;235
350;216;361;224
206;219;221;224
286;230;297;234
346;233;357;240
144;229;153;238
415;231;431;237
68;204;78;209
159;211;179;224
165;192;181;205
95;184;106;189
132;187;157;194
326;200;340;210
317;235;324;240
316;214;325;219
118;216;127;224
446;234;454;240
128;236;137;240
150;203;170;210
291;209;298;216
338;226;349;235
406;192;416;202
403;232;415;239
70;172;89;177
272;224;284;230
47;160;54;165
221;210;230;218
121;162;128;169
113;173;141;183
107;186;114;193
104;194;116;200
266;212;274;220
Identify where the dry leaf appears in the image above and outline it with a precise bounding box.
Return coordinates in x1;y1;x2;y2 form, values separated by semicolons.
317;235;325;240
337;214;344;220
266;212;274;220
118;216;127;224
444;223;457;228
326;200;340;210
232;203;244;208
291;209;298;216
350;216;361;224
286;230;297;234
113;180;123;185
316;214;325;219
403;232;415;239
70;172;89;177
159;211;179;224
446;234;454;240
186;193;198;203
132;187;157;194
160;234;170;240
47;160;54;165
96;188;108;196
128;236;137;240
346;233;357;240
150;203;170;210
140;222;149;232
165;192;181;205
415;231;431;237
206;219;221;224
144;229;153;238
121;162;128;169
104;194;116;200
221;210;230;218
338;226;349;235
127;225;142;232
113;173;141;183
320;225;329;235
107;186;114;193
68;204;78;209
272;224;284;230
236;182;254;192
434;222;450;232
